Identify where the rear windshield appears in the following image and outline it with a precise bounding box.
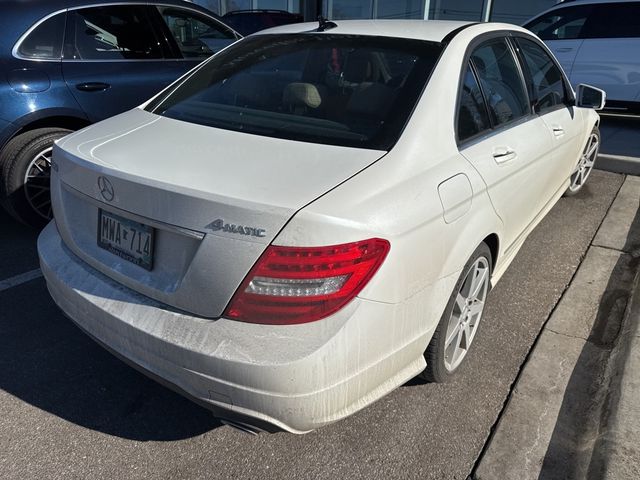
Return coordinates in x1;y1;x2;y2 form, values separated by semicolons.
147;34;443;150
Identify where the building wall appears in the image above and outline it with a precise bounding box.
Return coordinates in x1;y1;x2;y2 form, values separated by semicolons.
194;0;303;15
193;0;561;24
324;0;563;24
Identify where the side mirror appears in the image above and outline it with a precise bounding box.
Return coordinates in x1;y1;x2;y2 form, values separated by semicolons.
576;84;606;110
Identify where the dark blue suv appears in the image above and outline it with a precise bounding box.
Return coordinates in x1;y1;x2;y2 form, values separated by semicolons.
0;0;239;227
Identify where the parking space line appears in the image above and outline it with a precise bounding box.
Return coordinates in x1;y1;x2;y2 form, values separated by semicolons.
0;269;43;292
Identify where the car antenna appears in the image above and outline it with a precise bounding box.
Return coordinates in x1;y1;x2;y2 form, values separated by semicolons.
317;16;337;32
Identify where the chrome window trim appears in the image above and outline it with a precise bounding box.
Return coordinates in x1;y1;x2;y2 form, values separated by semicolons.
12;2;239;63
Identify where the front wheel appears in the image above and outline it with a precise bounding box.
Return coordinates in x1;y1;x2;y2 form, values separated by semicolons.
0;128;72;228
420;243;492;383
564;127;600;197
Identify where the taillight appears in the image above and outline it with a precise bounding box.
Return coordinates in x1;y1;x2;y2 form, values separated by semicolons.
224;238;390;325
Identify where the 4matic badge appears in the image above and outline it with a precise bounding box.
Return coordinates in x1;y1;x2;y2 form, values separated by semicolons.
207;219;266;238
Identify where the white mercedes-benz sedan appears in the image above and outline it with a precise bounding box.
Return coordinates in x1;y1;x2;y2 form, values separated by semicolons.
38;19;605;433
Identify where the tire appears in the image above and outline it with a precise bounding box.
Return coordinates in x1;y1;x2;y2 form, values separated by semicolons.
564;127;600;197
421;242;492;383
0;128;72;228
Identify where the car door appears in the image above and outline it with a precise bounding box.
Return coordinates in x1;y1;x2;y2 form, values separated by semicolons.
457;38;555;251
61;4;181;123
570;2;640;107
9;11;88;122
524;4;595;79
513;36;585;188
149;5;239;75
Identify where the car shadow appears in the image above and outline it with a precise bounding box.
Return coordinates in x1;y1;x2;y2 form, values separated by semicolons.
0;212;222;441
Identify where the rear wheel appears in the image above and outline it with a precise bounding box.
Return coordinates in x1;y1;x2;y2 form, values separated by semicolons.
564;127;599;197
0;128;72;228
421;243;492;383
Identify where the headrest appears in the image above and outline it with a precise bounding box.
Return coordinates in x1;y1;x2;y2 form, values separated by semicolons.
283;83;326;109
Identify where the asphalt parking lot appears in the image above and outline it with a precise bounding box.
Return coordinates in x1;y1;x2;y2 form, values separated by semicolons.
0;168;625;480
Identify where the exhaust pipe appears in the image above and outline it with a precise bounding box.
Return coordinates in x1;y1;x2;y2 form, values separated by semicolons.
219;418;262;435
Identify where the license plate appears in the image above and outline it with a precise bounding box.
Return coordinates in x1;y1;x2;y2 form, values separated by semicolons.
97;209;154;270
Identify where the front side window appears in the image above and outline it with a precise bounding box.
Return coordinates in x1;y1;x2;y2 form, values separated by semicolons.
18;12;66;59
524;6;593;40
147;34;442;150
471;39;530;127
157;7;236;59
516;37;567;113
457;63;491;143
64;6;163;60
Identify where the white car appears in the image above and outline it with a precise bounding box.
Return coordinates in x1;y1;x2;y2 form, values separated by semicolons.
38;19;604;433
524;0;640;114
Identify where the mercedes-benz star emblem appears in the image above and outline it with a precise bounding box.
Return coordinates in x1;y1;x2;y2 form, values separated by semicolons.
97;176;114;202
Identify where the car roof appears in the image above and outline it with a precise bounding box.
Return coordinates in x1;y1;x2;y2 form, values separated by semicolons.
0;0;222;55
256;19;476;43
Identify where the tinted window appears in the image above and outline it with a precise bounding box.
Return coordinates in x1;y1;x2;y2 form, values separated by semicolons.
147;34;442;150
377;0;424;19
158;7;236;58
65;6;163;60
222;11;302;35
490;0;558;25
583;3;640;38
18;12;66;59
429;0;484;21
457;63;491;143
329;0;422;19
516;37;567;112
471;39;530;127
524;5;593;40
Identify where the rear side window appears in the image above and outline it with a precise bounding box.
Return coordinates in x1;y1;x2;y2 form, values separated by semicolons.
64;6;163;60
457;63;491;143
583;3;640;39
17;12;66;59
524;5;593;40
157;7;236;58
516;38;567;112
471;39;530;127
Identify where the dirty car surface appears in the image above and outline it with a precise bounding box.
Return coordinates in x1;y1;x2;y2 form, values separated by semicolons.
38;20;602;432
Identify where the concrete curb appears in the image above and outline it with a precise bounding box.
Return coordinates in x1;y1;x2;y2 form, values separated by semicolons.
474;175;640;480
598;154;640;176
589;265;640;479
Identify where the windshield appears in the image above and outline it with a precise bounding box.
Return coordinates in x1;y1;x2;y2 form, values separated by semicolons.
147;34;443;150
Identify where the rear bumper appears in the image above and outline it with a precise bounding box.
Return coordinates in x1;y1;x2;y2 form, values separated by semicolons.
38;222;436;433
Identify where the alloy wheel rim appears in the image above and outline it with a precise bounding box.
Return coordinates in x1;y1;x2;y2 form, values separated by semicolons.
23;146;53;220
569;133;599;193
444;257;490;372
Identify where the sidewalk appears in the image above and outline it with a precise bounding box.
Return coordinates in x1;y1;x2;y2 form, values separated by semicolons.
474;175;640;479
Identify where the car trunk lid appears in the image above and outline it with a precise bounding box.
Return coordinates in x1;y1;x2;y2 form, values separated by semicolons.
51;109;385;317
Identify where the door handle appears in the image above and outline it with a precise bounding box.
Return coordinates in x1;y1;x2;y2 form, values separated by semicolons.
492;147;517;164
556;47;574;53
76;82;110;92
552;126;566;138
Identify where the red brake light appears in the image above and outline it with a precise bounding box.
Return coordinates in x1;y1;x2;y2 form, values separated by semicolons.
224;238;390;325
